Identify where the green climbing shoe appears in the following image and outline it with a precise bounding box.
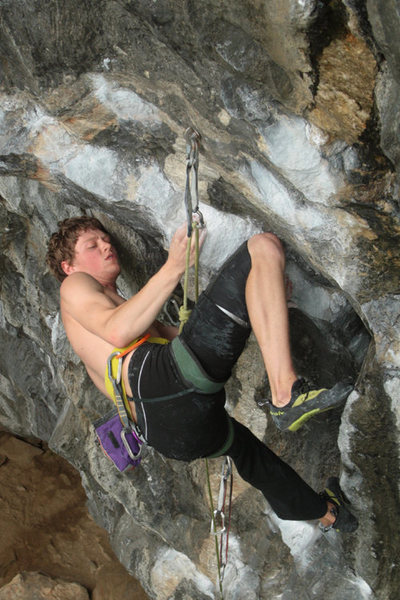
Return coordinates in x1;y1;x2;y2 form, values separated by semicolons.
320;476;359;533
269;378;353;432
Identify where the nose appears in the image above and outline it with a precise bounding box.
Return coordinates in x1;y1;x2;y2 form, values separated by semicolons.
101;239;112;253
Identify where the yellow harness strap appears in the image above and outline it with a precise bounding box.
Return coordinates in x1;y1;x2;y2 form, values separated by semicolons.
105;334;169;420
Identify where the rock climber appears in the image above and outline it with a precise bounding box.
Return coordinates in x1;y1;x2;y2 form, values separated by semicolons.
47;215;358;532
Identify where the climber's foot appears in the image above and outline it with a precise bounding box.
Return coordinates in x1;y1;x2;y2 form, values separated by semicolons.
268;379;352;432
319;477;358;533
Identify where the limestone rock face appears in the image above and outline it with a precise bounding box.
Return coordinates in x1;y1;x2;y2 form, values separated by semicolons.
0;432;149;599
0;1;399;599
0;572;89;600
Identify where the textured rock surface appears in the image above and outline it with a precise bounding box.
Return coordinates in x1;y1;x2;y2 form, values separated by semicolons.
0;572;89;600
0;432;148;599
0;1;399;599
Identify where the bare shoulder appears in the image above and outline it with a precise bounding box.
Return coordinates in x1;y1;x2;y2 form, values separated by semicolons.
60;272;103;299
60;273;113;319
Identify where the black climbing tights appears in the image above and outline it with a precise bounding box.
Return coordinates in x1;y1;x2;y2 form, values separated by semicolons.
131;241;328;521
227;418;327;520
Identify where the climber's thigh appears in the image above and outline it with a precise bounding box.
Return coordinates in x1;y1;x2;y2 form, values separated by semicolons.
128;342;229;460
180;242;252;382
204;240;251;324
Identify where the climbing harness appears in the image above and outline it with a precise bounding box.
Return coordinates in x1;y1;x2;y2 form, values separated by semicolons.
94;334;168;472
178;128;232;599
94;336;149;471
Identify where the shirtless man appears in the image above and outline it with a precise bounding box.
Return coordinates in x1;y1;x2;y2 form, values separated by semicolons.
47;215;358;532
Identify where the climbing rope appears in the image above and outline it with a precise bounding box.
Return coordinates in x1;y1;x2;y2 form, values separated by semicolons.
179;128;232;599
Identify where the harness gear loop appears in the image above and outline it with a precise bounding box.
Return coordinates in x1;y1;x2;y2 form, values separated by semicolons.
105;334;158;457
105;353;143;462
115;333;151;360
107;351;131;428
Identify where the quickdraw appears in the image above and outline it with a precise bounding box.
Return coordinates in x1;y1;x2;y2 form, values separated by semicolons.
179;127;205;333
207;457;233;594
179;128;232;599
184;127;204;237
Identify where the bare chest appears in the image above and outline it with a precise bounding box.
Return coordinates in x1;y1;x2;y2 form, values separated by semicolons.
61;307;115;377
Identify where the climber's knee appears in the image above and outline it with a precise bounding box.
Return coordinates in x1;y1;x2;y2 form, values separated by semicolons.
248;232;285;267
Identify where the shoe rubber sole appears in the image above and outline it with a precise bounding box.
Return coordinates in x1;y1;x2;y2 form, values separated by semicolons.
288;405;335;431
271;383;353;432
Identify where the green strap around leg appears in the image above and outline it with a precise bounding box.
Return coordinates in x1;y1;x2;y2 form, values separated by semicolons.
171;337;226;394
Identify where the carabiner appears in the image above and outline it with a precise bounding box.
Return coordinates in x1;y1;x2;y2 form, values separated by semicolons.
121;427;142;460
211;509;226;535
107;351;121;384
185;127;201;167
192;209;205;229
184;127;201;237
163;297;181;327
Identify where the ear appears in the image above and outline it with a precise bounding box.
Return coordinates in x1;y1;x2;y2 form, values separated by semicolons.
61;260;76;276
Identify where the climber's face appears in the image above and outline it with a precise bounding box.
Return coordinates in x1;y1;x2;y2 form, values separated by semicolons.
61;228;121;285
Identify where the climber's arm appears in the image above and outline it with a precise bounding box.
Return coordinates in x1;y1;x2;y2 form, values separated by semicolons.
60;224;203;347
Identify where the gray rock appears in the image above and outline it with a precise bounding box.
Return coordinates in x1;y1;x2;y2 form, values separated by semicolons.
366;0;400;178
0;1;399;599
